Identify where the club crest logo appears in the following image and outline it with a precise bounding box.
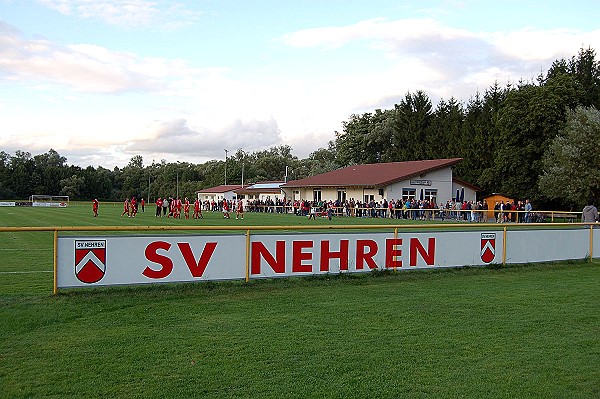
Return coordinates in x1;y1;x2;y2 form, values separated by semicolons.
75;240;106;284
480;233;496;263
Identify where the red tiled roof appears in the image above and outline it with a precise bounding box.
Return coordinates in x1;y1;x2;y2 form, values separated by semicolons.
196;185;246;194
282;158;463;188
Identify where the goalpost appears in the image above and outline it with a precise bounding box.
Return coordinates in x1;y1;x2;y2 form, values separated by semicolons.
29;195;69;207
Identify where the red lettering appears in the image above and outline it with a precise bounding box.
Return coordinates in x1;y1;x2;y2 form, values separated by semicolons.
320;240;349;272
177;242;218;277
356;239;378;270
251;241;286;274
143;241;173;279
356;239;378;269
409;238;435;266
292;241;313;273
385;238;403;268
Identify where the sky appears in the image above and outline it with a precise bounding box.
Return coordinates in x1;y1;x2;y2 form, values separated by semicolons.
1;0;599;168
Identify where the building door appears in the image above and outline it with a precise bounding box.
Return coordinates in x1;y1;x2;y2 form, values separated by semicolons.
313;189;322;202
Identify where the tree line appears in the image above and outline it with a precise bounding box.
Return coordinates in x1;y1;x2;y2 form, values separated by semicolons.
0;146;335;203
1;47;599;209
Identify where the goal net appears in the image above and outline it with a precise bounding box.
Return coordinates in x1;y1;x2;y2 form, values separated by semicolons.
29;195;69;207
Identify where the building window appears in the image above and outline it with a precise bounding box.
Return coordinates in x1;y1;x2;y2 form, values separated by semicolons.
402;188;416;201
364;194;374;203
424;189;438;204
337;189;346;203
313;189;321;202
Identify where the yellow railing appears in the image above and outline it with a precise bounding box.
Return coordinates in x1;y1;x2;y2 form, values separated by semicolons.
1;222;596;295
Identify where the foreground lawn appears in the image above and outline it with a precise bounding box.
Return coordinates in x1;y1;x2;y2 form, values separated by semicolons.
1;261;599;398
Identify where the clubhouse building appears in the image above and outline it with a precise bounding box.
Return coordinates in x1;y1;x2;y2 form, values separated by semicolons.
280;158;476;205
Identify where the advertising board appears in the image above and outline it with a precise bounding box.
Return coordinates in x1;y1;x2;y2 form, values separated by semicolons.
56;230;506;288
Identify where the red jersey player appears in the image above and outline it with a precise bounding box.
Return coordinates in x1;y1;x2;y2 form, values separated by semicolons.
121;198;130;217
92;198;99;217
193;198;203;219
184;197;190;219
236;199;244;220
222;200;230;219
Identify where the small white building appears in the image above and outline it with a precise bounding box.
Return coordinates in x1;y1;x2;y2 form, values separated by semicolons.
234;181;285;202
196;184;245;202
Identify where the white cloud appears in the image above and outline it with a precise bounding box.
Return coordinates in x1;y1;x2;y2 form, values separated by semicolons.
280;18;600;91
126;118;283;157
37;0;200;28
0;21;219;93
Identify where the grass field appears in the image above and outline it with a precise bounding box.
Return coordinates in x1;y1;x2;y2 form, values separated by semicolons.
1;203;599;398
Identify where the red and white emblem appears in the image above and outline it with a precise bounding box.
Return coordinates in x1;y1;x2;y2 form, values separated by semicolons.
75;240;106;283
480;233;496;263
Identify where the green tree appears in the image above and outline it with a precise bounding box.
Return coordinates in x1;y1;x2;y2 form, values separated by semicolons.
32;149;68;195
539;106;600;208
0;151;14;198
10;150;35;198
335;112;376;166
471;83;509;193
567;47;600;109
121;155;145;198
428;97;464;160
60;175;85;198
493;72;579;203
392;90;433;160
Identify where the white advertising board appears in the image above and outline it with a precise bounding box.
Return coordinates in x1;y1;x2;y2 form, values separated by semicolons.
33;202;68;207
56;228;599;289
57;230;505;288
0;202;16;207
57;235;246;288
249;231;503;278
506;229;590;263
594;229;600;258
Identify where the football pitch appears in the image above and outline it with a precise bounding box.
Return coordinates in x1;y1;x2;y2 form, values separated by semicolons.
1;203;599;398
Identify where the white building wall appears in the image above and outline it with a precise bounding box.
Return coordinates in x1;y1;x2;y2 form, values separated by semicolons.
451;183;477;203
385;168;454;204
282;166;467;205
197;191;238;202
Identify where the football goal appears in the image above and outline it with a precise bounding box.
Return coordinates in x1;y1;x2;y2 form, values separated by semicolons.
29;195;69;207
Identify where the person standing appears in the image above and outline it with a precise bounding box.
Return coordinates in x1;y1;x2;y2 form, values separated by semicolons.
236;199;244;220
162;197;169;217
92;198;99;217
184;197;190;219
121;198;130;217
582;197;598;224
307;204;316;220
524;199;532;223
176;197;183;219
130;196;137;217
140;198;145;212
155;197;163;217
193;198;203;219
222;199;230;219
482;201;489;223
